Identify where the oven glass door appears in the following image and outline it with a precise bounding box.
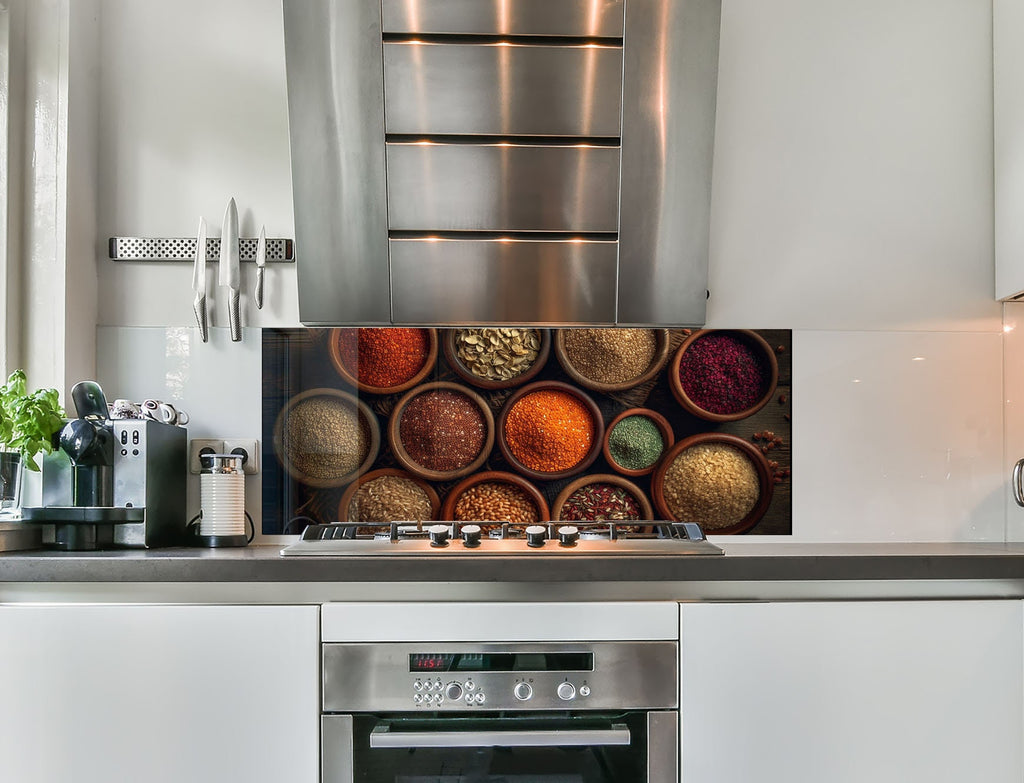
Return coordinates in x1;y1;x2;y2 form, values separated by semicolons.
324;712;675;783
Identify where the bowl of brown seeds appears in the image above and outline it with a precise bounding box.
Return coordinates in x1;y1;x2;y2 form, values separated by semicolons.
339;468;441;524
441;470;550;528
554;328;671;393
443;328;551;390
552;473;653;523
388;381;495;482
273;388;380;489
650;433;773;535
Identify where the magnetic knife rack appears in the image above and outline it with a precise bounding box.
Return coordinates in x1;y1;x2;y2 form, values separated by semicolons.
108;237;294;263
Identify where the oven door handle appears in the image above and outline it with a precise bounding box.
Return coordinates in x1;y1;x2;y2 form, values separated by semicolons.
369;723;631;749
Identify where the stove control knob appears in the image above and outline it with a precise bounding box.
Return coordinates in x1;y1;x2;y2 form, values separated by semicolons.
461;524;482;548
445;682;464;701
557;525;579;546
525;525;547;548
428;524;450;547
514;682;533;701
579;685;591;697
557;682;576;701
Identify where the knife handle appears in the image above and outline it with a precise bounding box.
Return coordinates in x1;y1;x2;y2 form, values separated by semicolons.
255;267;265;310
193;294;209;343
229;289;241;342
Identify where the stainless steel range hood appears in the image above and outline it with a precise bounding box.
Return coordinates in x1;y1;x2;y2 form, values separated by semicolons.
283;0;721;326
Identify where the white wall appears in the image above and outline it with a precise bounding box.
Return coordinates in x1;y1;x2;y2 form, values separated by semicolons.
91;0;1005;542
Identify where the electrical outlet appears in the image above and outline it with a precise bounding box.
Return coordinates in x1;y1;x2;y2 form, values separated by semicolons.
223;438;260;475
189;439;224;474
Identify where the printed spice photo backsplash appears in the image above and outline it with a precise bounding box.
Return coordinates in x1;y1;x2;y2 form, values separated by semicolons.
262;328;792;536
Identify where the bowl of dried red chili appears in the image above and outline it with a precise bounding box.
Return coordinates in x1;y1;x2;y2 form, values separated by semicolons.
388;381;495;481
669;329;778;422
602;408;675;478
552;474;653;523
441;470;550;527
273;388;380;489
554;328;671;393
328;327;438;395
497;381;604;481
651;433;773;535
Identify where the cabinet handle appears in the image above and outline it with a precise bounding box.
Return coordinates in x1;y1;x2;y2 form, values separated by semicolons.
1013;458;1024;507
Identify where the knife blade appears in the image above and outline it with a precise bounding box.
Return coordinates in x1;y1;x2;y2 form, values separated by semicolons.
219;197;241;342
192;217;209;342
254;224;266;310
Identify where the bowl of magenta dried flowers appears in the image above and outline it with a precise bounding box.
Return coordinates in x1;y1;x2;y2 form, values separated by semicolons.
669;329;778;422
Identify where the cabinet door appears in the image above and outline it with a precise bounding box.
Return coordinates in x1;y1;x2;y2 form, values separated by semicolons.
0;604;319;783
680;601;1023;783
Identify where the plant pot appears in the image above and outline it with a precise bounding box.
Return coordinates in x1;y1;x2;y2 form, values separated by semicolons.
0;451;23;517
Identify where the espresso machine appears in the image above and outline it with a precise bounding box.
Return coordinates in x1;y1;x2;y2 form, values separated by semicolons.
22;381;187;550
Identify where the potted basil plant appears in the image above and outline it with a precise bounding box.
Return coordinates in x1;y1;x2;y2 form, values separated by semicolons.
0;370;65;515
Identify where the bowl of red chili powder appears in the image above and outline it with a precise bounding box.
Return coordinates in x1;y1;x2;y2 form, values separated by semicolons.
328;327;438;395
669;329;778;422
497;381;604;481
388;382;495;481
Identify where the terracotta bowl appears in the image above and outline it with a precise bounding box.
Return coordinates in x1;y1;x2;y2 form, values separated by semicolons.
440;470;550;524
338;467;441;524
650;432;774;535
602;407;675;478
551;473;653;522
327;327;438;395
273;388;380;489
669;329;779;422
387;381;495;481
496;380;605;482
554;328;671;393
443;328;551;390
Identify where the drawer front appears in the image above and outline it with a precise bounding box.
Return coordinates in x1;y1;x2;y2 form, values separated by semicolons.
381;0;625;37
390;239;618;324
384;42;623;137
386;143;621;232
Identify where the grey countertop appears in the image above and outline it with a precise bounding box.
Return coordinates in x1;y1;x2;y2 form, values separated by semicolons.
2;541;1024;586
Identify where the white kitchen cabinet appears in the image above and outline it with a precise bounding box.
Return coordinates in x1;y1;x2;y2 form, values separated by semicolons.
0;604;319;783
679;600;1023;783
996;0;1024;299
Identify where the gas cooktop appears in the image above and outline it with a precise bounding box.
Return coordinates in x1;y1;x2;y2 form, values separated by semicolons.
280;521;724;557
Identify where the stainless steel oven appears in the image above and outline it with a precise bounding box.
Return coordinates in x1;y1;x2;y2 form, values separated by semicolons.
321;639;678;782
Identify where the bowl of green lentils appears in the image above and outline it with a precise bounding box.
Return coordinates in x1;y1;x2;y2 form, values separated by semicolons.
273;388;380;489
602;408;674;478
443;328;551;390
554;328;671;393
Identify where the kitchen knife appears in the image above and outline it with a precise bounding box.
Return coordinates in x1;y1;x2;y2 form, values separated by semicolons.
254;224;266;310
192;217;209;342
219;197;241;342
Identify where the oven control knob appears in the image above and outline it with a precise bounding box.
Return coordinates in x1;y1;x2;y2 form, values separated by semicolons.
461;524;482;548
525;525;547;548
428;524;450;547
445;682;464;701
514;682;533;701
557;682;576;701
557;525;579;546
579;685;591;697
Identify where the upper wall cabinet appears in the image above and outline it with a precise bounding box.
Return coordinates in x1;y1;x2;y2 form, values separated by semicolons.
283;0;721;326
996;0;1024;300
